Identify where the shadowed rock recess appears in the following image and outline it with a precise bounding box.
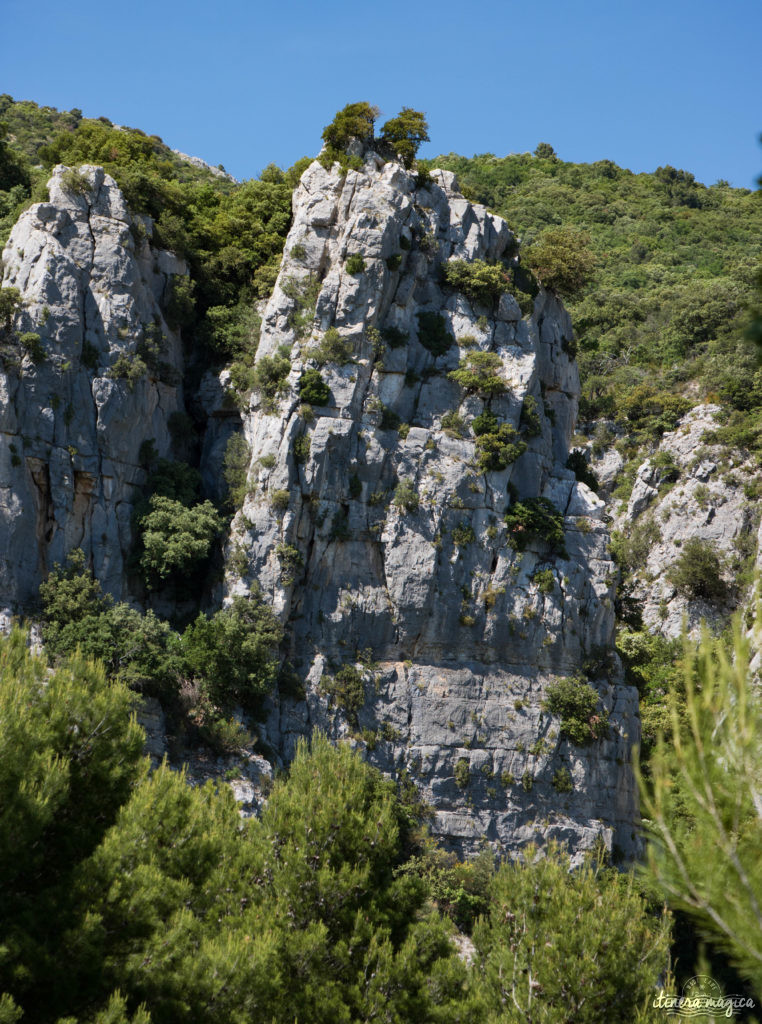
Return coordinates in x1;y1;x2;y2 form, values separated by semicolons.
225;155;639;859
0;155;639;860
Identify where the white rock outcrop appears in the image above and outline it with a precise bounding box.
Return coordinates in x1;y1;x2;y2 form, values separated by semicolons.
225;155;640;859
0;165;186;606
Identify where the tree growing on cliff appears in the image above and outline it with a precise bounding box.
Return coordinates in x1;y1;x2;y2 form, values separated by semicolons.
321;101;379;152
526;226;596;299
380;108;429;168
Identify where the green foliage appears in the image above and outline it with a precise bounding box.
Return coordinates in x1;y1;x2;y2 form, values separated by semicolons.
505;497;565;554
441;410;467;437
298;367;330;406
566;448;599;491
394;478;419;512
452;522;476;547
379;108;429;168
106;352;148;389
416;311;453;356
399;845;493;933
382;325;409;348
321;101;379;152
292;433;311;464
471;842;671;1022
667;537;727;602
60;167;91;195
222;432;250;507
534;142;557;159
448;351;507;395
544;675;609;744
532;568;555;594
442;259;509;307
19;331;44;362
270;488;290;512
640;615;762;993
0;286;22;335
276;542;304;585
137;495;223;588
475;423;526;473
39;550;184;699
0;628;144;1015
252;350;291;405
520;395;542;437
345;253;365;274
320;665;365;724
182;592;282;708
526;226;597;298
551;765;573;792
311;326;353;365
454;757;470;789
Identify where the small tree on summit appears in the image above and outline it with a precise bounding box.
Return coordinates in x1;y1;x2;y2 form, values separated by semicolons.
322;102;379;152
380;108;429;168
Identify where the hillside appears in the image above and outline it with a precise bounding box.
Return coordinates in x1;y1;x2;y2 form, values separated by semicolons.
0;97;760;1019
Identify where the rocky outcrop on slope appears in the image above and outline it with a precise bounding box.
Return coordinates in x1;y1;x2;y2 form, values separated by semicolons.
225;155;640;858
607;404;760;638
0;165;186;608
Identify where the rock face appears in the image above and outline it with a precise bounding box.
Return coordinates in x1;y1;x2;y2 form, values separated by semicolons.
610;404;759;639
226;156;640;859
0;165;186;608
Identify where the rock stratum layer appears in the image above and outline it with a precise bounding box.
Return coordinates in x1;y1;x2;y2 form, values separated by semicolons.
226;156;639;858
0;156;640;859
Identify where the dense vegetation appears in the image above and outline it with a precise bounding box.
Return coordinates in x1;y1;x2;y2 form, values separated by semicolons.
0;627;673;1023
430;149;762;457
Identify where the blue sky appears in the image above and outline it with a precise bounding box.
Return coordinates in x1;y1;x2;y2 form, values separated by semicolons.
4;0;761;188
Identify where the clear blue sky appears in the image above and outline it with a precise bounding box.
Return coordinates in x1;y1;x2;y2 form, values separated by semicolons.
4;0;761;188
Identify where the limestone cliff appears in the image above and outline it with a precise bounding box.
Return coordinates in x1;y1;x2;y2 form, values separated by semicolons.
0;155;641;860
0;165;185;610
223;155;640;859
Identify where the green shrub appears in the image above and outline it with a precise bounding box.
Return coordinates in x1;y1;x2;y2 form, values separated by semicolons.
60;167;90;195
452;522;475;547
442;259;509;307
416;311;453;356
270;488;290;512
566;449;599;492
138;495;224;588
379;108;429;168
382;325;408;348
449;351;506;396
321;101;378;152
441;411;467;437
252;351;291;405
475;424;526;473
0;287;22;336
386;253;402;271
551;765;574;792
19;332;44;363
311;327;353;366
276;543;304;585
526;226;596;299
345;254;365;275
107;352;147;389
471;409;498;436
259;453;276;469
454;757;470;789
505;497;565;555
520;395;542;436
532;568;555;594
292;434;311;465
319;664;366;724
223;432;250;507
543;675;609;744
394;478;419;512
667;537;727;601
283;275;321;339
182;591;282;708
298;368;330;406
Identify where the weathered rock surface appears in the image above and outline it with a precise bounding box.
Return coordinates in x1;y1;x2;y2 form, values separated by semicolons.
0;165;186;607
226;154;640;859
612;404;759;639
